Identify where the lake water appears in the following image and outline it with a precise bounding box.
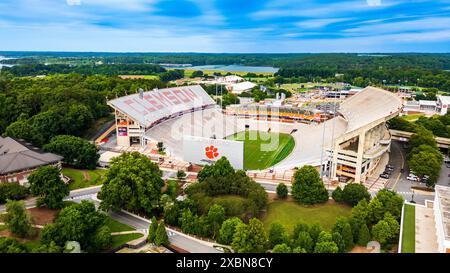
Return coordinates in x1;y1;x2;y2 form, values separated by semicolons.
164;64;279;73
0;56;14;70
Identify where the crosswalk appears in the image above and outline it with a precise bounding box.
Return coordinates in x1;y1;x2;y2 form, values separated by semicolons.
64;193;95;201
363;177;388;192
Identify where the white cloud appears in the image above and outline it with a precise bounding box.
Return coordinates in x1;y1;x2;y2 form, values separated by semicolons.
66;0;81;6
296;18;352;29
367;0;382;6
252;0;400;19
344;17;450;35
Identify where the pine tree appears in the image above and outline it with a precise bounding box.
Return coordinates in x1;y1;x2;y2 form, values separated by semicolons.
154;220;170;246
342;223;354;251
147;216;158;243
357;223;371;246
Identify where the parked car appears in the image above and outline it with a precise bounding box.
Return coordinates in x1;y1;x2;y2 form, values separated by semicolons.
380;173;389;179
386;164;394;170
407;174;419;181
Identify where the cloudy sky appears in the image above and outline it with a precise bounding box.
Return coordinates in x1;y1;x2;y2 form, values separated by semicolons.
1;0;450;52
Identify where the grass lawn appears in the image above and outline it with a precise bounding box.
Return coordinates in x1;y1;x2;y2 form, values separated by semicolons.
402;114;425;122
401;204;416;253
226;130;295;170
0;225;6;232
262;200;352;233
111;233;144;249
106;217;135;233
62;168;107;190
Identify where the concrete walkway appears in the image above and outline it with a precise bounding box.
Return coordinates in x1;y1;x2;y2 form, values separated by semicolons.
415;206;439;253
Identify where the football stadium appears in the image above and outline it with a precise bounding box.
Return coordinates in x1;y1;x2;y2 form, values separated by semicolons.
106;85;402;184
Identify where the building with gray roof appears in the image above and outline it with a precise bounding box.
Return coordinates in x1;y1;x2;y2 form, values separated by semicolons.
0;137;63;184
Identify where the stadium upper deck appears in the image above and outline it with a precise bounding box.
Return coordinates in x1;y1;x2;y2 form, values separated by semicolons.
107;85;402;183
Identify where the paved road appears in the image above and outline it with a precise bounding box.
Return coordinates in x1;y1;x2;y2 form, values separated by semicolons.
385;140;436;205
108;210;220;253
0;186;102;213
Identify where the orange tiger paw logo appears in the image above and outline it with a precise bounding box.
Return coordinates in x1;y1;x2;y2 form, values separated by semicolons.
205;145;219;159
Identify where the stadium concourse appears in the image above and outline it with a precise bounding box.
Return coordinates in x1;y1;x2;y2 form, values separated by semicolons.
106;85;402;185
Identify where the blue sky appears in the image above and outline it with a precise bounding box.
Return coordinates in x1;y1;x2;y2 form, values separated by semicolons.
0;0;450;52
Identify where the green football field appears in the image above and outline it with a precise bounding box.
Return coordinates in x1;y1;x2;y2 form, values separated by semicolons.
226;130;295;170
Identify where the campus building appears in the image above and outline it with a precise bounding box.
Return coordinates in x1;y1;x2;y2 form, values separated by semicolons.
0;137;63;184
434;185;450;253
329;86;403;183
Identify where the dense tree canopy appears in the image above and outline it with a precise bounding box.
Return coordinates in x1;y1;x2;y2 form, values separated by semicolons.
28;166;69;209
41;201;111;252
4;200;34;238
44;135;99;169
99;152;164;214
231;218;268;253
291;165;329;205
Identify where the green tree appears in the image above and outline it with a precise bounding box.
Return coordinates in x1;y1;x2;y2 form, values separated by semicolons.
4;200;34;238
408;150;442;187
341;183;370;206
40;201;111;253
292;247;307;253
154;220;170;246
308;224;323;244
218;217;243;245
367;198;385;225
176;170;187;181
371;213;400;246
291;165;328;205
31;241;62;253
28;166;69;209
373;189;404;221
272;243;292;253
44;135;99;169
357;224;371;246
207;204;225;239
293;231;314;253
408;127;437;152
332;217;354;251
332;232;346;253
331;186;343;202
314;241;339;253
191;70;204;78
316;231;333;244
148;216;158;243
0;237;27;253
99;152;164;214
268;222;289;248
222;93;240;108
276;183;288;199
0;183;29;204
231;218;268;253
197;157;235;182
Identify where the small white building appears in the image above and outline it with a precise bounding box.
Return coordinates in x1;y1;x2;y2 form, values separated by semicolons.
434;185;450;253
217;75;243;84
437;96;450;115
227;81;256;94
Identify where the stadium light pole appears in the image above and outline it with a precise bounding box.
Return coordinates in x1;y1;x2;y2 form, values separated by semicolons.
319;116;326;178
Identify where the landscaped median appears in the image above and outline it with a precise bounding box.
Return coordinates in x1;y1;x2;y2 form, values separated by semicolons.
62;168;107;190
400;204;416;253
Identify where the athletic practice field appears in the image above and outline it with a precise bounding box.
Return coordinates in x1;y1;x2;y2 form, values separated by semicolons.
226;130;295;170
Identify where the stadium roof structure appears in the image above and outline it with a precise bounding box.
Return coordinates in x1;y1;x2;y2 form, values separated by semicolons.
338;86;403;134
107;85;216;128
0;137;63;175
435;185;450;241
